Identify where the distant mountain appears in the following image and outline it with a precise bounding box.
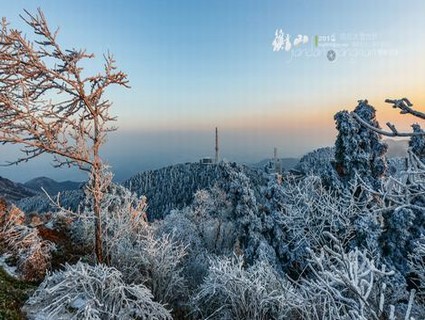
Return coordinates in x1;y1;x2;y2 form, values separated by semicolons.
24;177;82;196
250;158;299;171
17;189;84;214
385;139;408;158
0;176;36;202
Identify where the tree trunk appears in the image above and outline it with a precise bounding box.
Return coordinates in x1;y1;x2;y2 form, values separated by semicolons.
92;160;104;264
94;196;103;264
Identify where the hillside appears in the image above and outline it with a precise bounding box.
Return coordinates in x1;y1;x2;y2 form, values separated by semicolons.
250;157;299;172
123;161;268;220
24;177;82;196
0;176;36;202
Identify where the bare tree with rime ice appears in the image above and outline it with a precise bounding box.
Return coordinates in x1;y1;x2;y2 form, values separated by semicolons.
0;9;129;263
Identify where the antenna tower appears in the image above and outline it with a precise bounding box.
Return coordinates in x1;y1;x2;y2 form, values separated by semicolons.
215;127;219;164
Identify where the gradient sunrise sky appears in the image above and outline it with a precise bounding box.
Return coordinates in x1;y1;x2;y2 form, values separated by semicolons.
1;0;425;182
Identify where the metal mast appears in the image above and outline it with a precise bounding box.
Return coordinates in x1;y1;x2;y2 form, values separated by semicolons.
274;147;281;173
215;127;219;164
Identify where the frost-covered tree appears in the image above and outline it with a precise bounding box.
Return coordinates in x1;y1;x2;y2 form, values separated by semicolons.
157;186;237;293
295;147;341;187
0;10;128;263
23;262;172;320
261;174;381;277
334;100;388;188
409;124;425;161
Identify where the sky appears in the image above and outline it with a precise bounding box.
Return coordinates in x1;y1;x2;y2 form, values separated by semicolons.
1;0;425;182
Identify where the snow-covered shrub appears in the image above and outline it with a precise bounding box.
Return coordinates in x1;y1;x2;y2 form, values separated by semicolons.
192;255;298;320
68;187;188;311
127;230;188;307
77;184;188;308
157;208;211;291
334;100;388;188
0;205;54;281
23;261;171;320
183;187;236;254
279;175;357;245
69;182;140;256
299;232;418;320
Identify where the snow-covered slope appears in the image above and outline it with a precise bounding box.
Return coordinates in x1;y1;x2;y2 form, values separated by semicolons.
123;161;267;220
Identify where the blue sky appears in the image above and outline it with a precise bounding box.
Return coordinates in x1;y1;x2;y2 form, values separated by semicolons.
1;1;425;182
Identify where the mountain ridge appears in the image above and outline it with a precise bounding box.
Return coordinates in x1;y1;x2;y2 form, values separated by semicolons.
24;177;82;196
0;176;36;202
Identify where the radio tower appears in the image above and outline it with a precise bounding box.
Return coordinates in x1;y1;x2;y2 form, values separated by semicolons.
274;147;278;171
215;127;219;164
274;147;281;173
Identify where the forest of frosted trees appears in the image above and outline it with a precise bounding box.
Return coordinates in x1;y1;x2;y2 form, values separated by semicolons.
2;9;425;320
2;99;425;319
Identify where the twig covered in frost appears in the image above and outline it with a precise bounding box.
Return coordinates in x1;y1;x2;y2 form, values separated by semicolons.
358;150;425;211
352;98;425;137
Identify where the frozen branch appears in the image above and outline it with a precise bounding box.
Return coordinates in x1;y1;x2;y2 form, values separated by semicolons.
351;98;425;137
